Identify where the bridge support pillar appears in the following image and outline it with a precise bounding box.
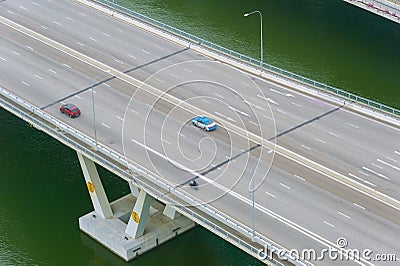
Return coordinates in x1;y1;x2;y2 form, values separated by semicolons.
125;189;153;238
77;152;113;219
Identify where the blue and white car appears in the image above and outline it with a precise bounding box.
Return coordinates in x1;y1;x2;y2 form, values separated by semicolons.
191;116;217;131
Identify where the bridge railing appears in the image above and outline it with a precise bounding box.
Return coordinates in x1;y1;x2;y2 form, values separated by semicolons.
0;87;303;266
94;0;400;119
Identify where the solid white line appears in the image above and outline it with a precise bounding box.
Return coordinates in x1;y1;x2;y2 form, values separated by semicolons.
89;37;97;42
353;203;365;210
279;183;291;190
115;59;124;64
169;73;179;78
315;138;325;144
41;25;47;30
362;166;390;180
301;144;311;151
101;123;110;129
395;150;400;156
291;102;303;108
62;63;71;68
329;131;340;138
377;159;400;171
156;78;164;83
77;42;84;46
35;74;43;80
7;10;14;14
26;46;33;50
348;173;377;187
293;174;305;181
21;81;30;86
49;68;56;74
0;56;6;61
53;21;61;26
338;212;351;219
116;116;124;121
102;32;111;37
130;109;139;115
265;191;276;198
371;163;383;169
184;68;192;73
323;221;335;228
347;123;359;129
214;93;224;99
141;49;150;54
12;51;20;55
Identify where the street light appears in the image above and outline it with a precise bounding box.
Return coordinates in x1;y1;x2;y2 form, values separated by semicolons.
244;10;263;70
91;70;110;149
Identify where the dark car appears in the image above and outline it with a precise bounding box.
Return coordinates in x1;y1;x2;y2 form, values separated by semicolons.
60;103;81;118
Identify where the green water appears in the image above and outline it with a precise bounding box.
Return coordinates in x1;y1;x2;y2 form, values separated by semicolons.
1;0;399;265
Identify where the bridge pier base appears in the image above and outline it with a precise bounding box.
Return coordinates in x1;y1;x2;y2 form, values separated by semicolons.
77;153;195;261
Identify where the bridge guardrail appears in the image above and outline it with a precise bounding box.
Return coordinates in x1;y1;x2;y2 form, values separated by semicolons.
93;0;400;119
0;87;301;266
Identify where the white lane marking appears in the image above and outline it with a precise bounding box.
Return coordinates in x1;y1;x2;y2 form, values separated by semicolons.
79;12;87;16
249;121;259;127
197;63;206;68
141;49;150;54
32;2;40;6
190;125;200;131
214;111;236;122
184;68;192;73
279;183;291;190
0;56;7;61
115;28;123;32
338;212;351;219
19;5;27;10
103;83;111;88
26;46;33;50
115;59;124;64
201;99;210;104
66;17;74;21
102;32;111;37
162;139;171;145
358;171;369;176
276;109;287;115
353;203;365;210
228;106;250;117
21;81;30;86
385;156;398;163
323;221;335;228
395;150;400;156
74;95;82;100
41;25;47;30
89;37;97;42
244;100;266;111
7;10;14;14
53;21;61;26
315;138;325;144
12;51;20;55
101;123;110;129
263;114;273;120
130;109;139;115
270;88;286;96
62;63;71;68
301;144;311;151
293;174;305;181
130;138;367;264
116;116;124;121
347;123;359;129
153;45;164;50
214;93;224;99
371;163;383;170
178;132;186;138
49;68;57;74
291;102;303;108
377;159;400;171
362;166;390;180
329;131;340;138
266;98;279;105
128;54;136;59
348;173;377;187
169;73;179;78
77;42;85;46
265;191;276;198
35;74;43;80
156;78;164;83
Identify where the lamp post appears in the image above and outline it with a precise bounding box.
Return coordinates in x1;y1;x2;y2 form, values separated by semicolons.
244;10;263;70
91;70;110;149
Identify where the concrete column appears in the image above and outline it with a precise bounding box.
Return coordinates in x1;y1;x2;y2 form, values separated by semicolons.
128;181;140;198
77;152;113;219
163;204;181;220
125;189;152;238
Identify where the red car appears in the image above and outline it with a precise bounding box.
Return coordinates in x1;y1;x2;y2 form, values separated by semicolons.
60;103;81;118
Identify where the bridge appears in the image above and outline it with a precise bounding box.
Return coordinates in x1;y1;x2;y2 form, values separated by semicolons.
1;1;399;265
344;0;400;23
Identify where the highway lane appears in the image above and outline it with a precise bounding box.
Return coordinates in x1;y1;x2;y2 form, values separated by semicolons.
1;21;400;265
2;0;399;201
1;1;400;264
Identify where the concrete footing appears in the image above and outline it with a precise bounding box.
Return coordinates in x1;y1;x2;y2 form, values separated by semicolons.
79;194;196;261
